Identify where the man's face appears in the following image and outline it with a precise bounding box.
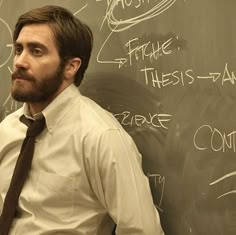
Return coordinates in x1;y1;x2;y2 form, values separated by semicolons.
11;24;65;103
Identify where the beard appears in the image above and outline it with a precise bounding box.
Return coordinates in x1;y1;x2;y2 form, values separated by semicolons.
11;63;64;103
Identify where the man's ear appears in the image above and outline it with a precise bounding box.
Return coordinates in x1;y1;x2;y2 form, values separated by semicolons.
64;57;81;80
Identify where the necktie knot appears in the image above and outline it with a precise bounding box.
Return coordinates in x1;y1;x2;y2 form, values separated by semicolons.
27;117;46;137
20;115;46;137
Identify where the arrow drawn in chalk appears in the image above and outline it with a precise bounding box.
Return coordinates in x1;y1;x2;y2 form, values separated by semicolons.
97;24;127;68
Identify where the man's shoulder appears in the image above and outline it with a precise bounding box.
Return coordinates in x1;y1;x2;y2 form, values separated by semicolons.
0;107;23;128
78;95;122;133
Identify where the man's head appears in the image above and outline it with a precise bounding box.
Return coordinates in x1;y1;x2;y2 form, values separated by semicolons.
13;5;93;87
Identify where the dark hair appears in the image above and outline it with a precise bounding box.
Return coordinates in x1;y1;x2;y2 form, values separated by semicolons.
13;5;93;86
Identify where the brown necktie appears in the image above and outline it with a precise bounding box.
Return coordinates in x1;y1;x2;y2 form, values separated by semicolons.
0;115;46;235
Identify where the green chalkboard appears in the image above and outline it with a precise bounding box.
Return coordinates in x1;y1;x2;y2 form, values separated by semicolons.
1;1;236;234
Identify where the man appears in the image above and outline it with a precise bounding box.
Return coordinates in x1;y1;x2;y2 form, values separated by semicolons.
0;5;164;235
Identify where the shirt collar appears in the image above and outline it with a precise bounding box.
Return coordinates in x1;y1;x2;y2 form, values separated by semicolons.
22;105;43;120
22;84;81;133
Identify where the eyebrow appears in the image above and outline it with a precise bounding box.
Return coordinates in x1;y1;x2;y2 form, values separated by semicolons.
14;41;49;53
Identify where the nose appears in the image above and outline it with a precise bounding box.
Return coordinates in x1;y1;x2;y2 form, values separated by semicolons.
14;51;30;70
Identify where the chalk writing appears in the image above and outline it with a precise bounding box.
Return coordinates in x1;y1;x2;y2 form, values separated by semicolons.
148;172;165;212
97;33;176;68
114;111;172;129
193;124;236;152
97;27;128;68
73;4;88;16
102;0;177;32
141;67;194;88
117;0;156;9
197;63;236;85
97;0;177;67
0;18;13;68
210;171;236;200
141;63;236;88
126;37;173;66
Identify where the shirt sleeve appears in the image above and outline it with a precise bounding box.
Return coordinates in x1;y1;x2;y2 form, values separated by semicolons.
88;128;165;235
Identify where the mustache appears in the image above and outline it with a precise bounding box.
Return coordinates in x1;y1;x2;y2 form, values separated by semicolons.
11;69;34;81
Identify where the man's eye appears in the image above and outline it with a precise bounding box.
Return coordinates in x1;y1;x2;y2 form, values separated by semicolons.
32;48;43;56
14;47;22;55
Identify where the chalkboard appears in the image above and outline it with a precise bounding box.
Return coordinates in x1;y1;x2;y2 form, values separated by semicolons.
1;1;236;234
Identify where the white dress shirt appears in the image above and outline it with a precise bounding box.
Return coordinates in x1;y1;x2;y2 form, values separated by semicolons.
0;84;164;235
